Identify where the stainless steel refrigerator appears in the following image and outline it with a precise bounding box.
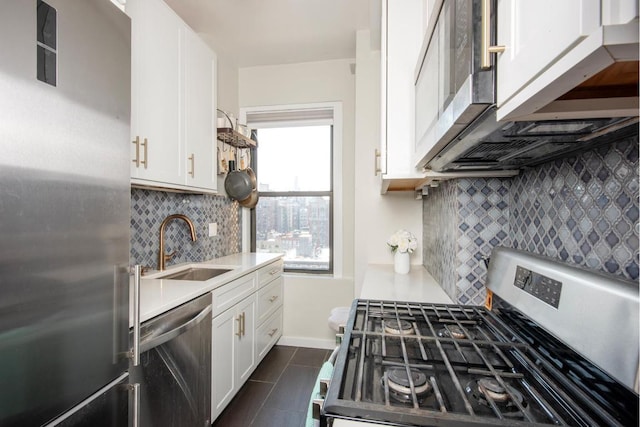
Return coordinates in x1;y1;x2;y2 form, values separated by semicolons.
0;0;132;425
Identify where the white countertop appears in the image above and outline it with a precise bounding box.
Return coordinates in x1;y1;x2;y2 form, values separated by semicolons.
360;264;453;304
132;252;282;325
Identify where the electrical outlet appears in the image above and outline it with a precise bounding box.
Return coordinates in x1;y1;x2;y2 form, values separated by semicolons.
208;222;217;237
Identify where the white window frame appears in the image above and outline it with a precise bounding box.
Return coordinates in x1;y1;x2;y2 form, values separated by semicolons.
239;102;343;278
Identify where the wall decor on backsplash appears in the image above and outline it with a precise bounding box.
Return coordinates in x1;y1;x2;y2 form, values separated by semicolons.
130;188;241;269
423;133;639;305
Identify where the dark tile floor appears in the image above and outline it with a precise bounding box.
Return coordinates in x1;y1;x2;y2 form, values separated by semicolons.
212;345;332;427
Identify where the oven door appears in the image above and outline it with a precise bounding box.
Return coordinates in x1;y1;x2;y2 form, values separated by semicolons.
415;0;496;170
306;347;340;427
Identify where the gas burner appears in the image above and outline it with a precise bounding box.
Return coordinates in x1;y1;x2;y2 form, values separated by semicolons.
465;378;525;410
437;325;471;339
382;368;432;402
384;319;414;335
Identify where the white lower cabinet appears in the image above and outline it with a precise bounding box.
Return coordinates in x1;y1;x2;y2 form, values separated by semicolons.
211;259;283;421
256;308;283;361
211;294;255;420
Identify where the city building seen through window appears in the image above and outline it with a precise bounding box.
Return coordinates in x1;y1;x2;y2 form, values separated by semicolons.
253;125;333;273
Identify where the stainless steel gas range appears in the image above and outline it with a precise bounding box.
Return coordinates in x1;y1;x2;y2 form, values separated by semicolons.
320;247;639;426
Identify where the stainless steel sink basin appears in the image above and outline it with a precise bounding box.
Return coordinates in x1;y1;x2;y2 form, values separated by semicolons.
159;267;232;281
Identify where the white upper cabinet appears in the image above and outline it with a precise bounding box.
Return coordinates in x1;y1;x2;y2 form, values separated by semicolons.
128;0;182;185
496;0;639;120
379;0;424;193
497;0;600;109
183;30;217;190
128;0;217;193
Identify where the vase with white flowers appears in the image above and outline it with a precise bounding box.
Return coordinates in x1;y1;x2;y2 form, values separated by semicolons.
387;230;418;274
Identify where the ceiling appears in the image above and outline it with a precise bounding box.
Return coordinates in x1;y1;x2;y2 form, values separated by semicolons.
163;0;381;68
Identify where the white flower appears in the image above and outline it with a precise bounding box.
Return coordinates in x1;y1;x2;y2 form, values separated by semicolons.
387;229;418;254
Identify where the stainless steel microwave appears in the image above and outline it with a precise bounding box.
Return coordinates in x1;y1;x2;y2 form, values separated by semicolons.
414;0;638;173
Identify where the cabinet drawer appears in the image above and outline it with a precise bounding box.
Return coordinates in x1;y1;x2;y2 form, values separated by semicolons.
257;276;283;324
257;259;283;289
256;308;282;361
211;273;256;317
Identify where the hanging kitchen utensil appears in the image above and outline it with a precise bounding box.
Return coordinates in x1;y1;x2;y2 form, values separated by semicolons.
224;159;253;201
238;189;259;209
244;165;257;189
217;144;228;175
237;148;258;208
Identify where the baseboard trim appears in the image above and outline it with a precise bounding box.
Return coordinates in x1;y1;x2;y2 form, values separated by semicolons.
277;335;336;350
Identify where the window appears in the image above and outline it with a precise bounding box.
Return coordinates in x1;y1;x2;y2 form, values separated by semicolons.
248;111;334;274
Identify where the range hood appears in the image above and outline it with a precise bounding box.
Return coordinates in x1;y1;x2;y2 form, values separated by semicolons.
414;0;639;175
429;110;638;171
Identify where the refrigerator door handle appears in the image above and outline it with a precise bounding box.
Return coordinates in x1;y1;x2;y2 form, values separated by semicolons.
114;264;130;364
139;305;212;352
129;383;140;427
129;265;142;366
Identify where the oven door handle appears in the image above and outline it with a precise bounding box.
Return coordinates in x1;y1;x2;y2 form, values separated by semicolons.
139;305;212;353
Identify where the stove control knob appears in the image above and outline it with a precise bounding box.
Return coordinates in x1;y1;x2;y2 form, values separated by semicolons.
319;378;331;397
312;399;324;420
514;266;532;290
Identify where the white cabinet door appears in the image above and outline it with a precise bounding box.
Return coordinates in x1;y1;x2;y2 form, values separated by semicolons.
183;29;217;191
235;294;256;385
128;0;182;184
381;0;423;178
128;0;218;193
496;0;600;109
211;306;236;420
211;293;256;421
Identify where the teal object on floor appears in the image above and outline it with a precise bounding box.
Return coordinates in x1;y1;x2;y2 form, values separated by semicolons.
306;361;334;427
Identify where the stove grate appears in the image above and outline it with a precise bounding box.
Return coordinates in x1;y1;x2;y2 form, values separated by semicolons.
323;299;638;427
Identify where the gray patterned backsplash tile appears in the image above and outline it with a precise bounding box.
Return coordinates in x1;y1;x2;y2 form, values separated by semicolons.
511;135;639;279
455;178;510;305
423;133;639;304
130;189;241;270
423;180;458;299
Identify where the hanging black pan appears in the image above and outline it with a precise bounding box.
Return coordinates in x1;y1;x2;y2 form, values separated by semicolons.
224;159;253;201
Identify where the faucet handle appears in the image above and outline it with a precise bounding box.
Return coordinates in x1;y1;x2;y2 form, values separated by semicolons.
163;251;177;263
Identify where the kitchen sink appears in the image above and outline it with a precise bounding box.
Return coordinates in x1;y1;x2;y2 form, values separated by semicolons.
159;267;232;281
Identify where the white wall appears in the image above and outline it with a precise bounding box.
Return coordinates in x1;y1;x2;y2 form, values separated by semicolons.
239;59;356;349
215;53;239;192
353;30;423;296
237;32;423;348
216;54;239;115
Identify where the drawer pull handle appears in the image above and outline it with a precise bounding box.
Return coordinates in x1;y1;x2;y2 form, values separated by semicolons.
241;312;246;337
236;314;242;337
268;295;279;303
131;136;148;169
268;328;278;337
188;153;195;177
480;0;505;69
132;136;140;167
269;269;279;276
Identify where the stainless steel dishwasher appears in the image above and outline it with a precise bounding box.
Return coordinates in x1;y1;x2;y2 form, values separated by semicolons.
131;293;212;427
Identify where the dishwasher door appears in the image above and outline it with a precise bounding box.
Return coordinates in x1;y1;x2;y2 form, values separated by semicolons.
131;293;212;427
